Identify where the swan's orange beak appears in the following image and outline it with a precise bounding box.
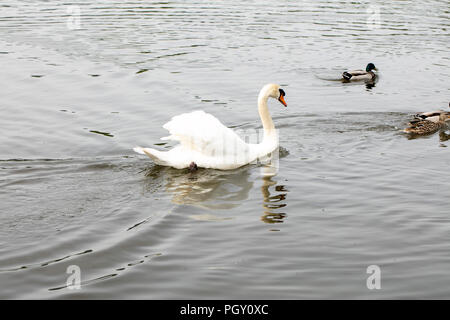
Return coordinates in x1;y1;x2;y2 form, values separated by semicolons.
278;95;287;107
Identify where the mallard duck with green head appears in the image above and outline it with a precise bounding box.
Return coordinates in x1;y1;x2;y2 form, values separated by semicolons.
342;63;378;81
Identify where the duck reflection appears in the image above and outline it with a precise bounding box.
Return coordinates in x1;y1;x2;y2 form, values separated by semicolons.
439;130;450;142
405;128;450;142
341;78;376;90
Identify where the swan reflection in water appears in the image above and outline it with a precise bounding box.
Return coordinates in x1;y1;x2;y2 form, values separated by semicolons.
260;175;288;224
142;164;288;224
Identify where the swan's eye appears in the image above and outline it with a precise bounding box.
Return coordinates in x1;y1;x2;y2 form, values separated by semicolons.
279;89;285;97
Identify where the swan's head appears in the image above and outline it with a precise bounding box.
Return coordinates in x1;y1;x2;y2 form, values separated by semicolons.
262;83;287;107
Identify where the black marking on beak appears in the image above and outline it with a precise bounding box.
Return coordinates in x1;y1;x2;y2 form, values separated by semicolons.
278;88;287;107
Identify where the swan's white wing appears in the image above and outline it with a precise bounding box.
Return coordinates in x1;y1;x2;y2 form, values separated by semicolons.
162;110;248;157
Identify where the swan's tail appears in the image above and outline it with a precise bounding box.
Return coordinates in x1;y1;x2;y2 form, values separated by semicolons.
133;147;168;165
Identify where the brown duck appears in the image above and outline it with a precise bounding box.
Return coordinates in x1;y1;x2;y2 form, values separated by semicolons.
404;110;450;135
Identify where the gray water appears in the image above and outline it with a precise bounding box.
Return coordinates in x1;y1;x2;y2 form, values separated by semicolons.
0;0;449;299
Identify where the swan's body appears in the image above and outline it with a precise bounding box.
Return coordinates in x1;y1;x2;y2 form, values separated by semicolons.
342;63;377;81
404;110;450;135
134;84;287;170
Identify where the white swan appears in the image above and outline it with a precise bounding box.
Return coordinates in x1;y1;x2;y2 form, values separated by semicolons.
133;83;287;170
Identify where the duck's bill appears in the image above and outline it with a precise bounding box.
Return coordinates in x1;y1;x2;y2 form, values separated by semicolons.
278;95;287;107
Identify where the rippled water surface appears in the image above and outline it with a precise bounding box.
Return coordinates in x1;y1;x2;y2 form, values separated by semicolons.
1;1;449;299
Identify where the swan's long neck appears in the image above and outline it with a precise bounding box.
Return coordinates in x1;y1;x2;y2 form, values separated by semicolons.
258;88;276;140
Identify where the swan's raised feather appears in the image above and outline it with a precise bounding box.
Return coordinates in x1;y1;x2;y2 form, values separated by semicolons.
161;110;247;156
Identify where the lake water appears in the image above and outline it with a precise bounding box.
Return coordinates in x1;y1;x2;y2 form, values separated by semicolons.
0;0;449;299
